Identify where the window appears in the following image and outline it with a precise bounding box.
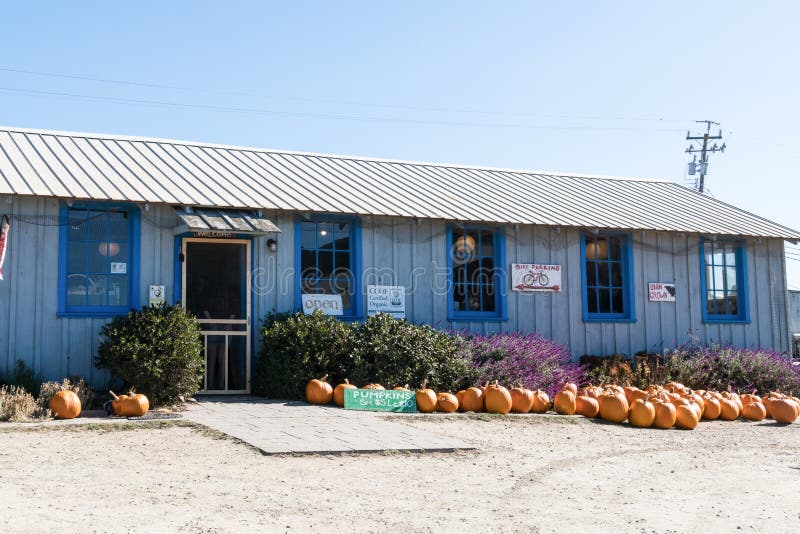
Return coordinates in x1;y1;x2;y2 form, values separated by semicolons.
700;239;749;322
581;233;634;322
447;226;507;321
295;216;362;318
58;203;140;316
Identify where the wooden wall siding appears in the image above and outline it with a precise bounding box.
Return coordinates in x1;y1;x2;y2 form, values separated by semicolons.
0;198;180;383
0;199;791;384
790;291;800;334
352;218;791;357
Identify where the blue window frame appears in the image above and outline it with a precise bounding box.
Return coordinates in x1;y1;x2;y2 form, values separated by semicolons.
581;233;635;322
294;215;363;318
58;202;140;317
699;239;749;323
447;226;507;321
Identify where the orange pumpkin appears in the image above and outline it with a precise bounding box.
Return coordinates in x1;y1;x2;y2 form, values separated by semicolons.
598;390;629;423
740;392;760;406
627;389;648;404
461;386;485;412
652;400;677;429
110;390;128;415
770;398;799;424
509;386;534;413
702;396;721;420
437;392;459;413
741;401;766;421
719;398;740;421
415;382;438;413
575;395;599;418
484;382;513;414
562;382;578;397
122;391;149;417
333;379;357;407
675;405;699;429
455;390;467;412
628;399;655;428
49;390;81;419
305;375;334;404
530;389;550;413
393;384;411;392
554;389;576;415
362;383;385;390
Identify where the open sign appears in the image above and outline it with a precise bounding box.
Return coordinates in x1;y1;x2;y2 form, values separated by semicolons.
301;294;343;315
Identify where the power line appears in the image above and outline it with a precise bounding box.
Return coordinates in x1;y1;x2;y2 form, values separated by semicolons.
0;65;691;124
0;85;687;133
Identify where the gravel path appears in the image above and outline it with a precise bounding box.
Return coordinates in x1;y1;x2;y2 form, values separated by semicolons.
0;415;797;532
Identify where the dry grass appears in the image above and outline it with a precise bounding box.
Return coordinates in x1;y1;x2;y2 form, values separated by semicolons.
0;386;49;422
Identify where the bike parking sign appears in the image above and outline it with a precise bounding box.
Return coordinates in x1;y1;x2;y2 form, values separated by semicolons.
511;263;562;292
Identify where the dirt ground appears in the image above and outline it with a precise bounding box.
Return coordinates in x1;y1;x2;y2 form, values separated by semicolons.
1;416;798;533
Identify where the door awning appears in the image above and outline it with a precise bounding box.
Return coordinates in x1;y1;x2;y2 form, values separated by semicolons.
174;208;280;236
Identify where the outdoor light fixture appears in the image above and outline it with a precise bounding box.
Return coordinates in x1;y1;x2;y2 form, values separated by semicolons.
320;229;327;236
266;238;278;252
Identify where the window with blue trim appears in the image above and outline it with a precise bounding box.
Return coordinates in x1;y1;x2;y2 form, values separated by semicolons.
701;239;748;322
582;233;634;321
448;226;507;320
298;218;360;316
59;204;139;315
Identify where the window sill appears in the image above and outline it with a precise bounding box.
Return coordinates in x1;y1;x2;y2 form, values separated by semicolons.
702;318;751;324
583;315;636;324
58;310;132;319
448;314;509;323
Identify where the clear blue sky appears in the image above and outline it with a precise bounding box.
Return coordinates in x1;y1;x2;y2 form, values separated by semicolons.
2;1;798;286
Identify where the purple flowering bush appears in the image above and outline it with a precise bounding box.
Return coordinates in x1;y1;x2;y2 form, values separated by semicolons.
460;332;586;398
662;344;800;395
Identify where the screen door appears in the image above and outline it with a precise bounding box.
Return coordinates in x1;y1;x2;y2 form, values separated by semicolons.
181;238;250;394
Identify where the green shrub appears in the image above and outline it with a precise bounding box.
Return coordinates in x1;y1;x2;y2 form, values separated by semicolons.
253;312;472;400
253;311;358;399
95;305;204;405
354;314;471;391
37;377;94;411
0;359;44;397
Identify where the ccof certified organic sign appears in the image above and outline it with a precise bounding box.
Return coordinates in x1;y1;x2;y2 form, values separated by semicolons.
366;285;406;318
343;388;417;413
511;263;562;292
301;294;343;316
648;282;676;302
148;285;165;306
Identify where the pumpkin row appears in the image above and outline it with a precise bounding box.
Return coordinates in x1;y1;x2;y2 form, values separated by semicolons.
306;376;800;427
306;376;548;414
552;382;800;429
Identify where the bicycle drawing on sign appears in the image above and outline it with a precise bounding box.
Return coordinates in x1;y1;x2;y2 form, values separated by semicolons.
512;263;562;292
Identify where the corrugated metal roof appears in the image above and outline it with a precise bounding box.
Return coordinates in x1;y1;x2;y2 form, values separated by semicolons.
174;208;280;235
0;126;797;240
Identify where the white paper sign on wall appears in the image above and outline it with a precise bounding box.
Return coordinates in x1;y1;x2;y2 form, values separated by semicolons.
149;285;165;306
367;285;406;318
301;294;344;316
511;263;562;292
648;282;676;302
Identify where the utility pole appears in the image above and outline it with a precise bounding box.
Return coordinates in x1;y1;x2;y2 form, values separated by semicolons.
685;120;726;193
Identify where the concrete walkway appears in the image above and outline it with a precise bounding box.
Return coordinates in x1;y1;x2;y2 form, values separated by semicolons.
183;397;475;455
